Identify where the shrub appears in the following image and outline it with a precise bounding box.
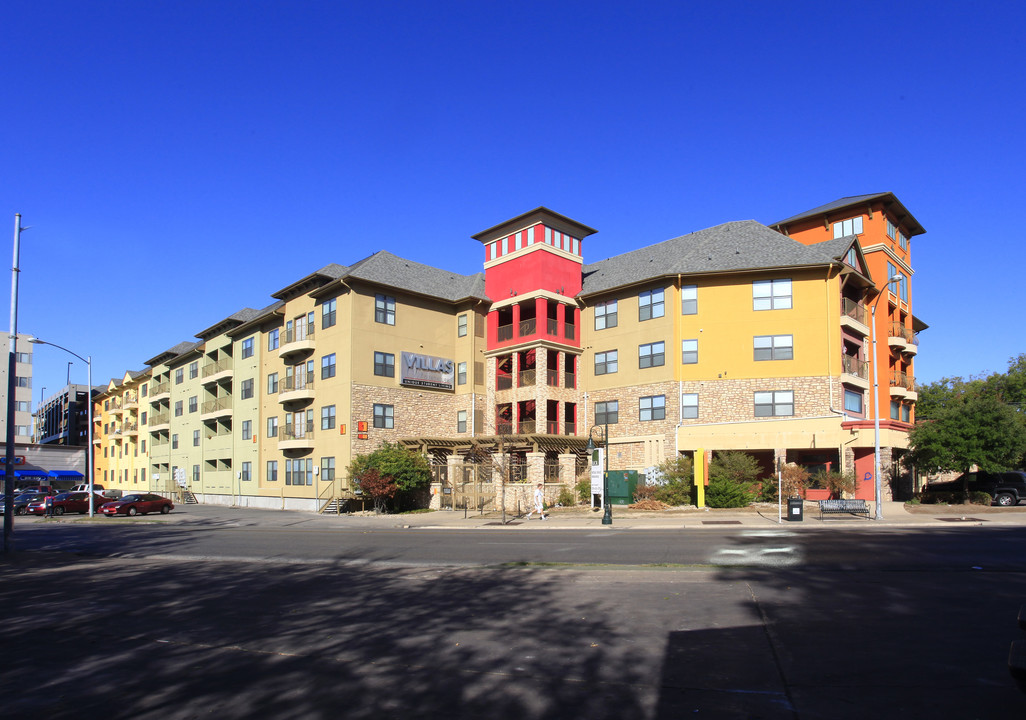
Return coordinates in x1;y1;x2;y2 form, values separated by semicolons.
780;463;811;498
556;486;576;507
969;491;993;505
706;477;756;508
576;476;592;503
655;455;694;485
811;470;858;497
633;484;658;502
653;479;694;506
755;480;778;503
709;451;761;485
356;469;397;513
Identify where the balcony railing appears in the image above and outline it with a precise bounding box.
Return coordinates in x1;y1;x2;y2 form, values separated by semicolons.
842;298;867;325
150;381;170;397
518;369;536;387
564;372;575;389
495;421;513;435
149;412;170;426
546;369;559;387
563;422;576;436
202;397;232;414
518;420;536;434
544;463;561;482
519;318;536;336
496;374;513;391
564;323;575;340
280;426;314;442
497;324;513;342
841;354;869;380
546;420;559;434
279;376;314;394
547;318;558;336
202;358;233;378
890;370;916;390
889;322;919;345
284;325;315;344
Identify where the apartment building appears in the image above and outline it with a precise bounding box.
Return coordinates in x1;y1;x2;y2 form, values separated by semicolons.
92;195;925;509
0;333;35;443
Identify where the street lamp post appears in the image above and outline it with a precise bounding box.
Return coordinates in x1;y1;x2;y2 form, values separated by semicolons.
870;275;904;521
587;423;612;525
29;339;94;517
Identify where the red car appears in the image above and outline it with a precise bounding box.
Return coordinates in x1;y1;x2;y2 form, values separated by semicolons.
26;492;107;516
100;494;174;517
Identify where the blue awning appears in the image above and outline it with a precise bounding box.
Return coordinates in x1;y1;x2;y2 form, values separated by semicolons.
47;470;84;478
0;469;47;477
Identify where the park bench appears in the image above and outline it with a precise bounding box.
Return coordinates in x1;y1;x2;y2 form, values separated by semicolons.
818;498;871;520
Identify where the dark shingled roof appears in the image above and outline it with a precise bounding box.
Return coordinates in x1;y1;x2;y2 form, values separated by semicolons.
580;220;838;296
346;251;488;303
770;192;926;237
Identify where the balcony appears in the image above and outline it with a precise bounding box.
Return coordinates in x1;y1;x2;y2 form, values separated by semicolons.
518;420;536;434
497;324;513;342
149;412;170;431
201;397;233;421
563;422;576;436
279;325;315;360
519;318;536;337
122;421;138;436
495;421;513;435
547;318;558;336
888;322;919;356
841;354;870;389
149;381;170;401
564;323;575;341
546;369;559;387
840;298;870;336
279;426;315;451
123;393;138;408
564;372;576;389
202;358;233;385
496;374;513;391
545;420;559;434
278;376;315;404
109;398;123;416
890;370;918;400
518;369;536;387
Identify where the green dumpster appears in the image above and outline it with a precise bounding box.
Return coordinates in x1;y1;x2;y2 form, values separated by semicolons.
606;470;638;506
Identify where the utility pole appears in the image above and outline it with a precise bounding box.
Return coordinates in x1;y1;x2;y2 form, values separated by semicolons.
4;214;24;553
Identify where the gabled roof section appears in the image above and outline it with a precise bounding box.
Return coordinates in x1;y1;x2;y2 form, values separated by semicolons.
809;235;871;281
580;220;836;297
272;263;349;302
227;300;285;338
770;192;926;237
145;340;202;368
471;207;598;245
342;251;489;303
196;307;264;341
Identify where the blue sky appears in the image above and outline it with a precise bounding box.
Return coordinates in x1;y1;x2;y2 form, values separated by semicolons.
4;1;1024;405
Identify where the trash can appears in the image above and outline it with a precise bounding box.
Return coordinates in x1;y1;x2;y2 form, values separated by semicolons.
787;497;804;521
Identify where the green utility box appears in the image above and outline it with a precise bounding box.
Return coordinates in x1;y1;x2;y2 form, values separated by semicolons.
605;470;639;506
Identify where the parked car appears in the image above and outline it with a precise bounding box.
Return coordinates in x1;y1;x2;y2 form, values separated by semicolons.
100;494;174;517
922;471;1026;506
26;492;108;516
0;492;50;515
70;483;105;494
13;485;57;496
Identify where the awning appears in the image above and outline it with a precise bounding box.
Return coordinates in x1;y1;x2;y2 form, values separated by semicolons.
47;470;84;478
0;469;48;477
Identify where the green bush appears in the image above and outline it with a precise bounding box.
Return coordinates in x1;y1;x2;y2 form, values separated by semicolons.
706;477;756;508
755;480;778;503
709;451;761;485
556;486;576;507
576;476;592;503
652;479;694;506
969;491;993;505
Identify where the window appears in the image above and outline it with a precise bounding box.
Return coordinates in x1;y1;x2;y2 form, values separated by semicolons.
322;405;336;430
681;339;698;365
639;288;664;321
595;400;619;425
267;372;278;394
14;376;30;388
890;400;900;420
241;462;252;482
322;298;336;329
188;395;198;413
242;420;252;440
175;368;184;384
846;247;858;267
321;457;335;482
373;403;394;429
832;216;863;238
753;279;792;311
193;429;200;447
640;395;665;421
754;390;794;417
681;393;698;419
242;337;254;358
457;410;467;433
595;300;618;330
886;219;896;239
172;434;179;449
189;361;199;379
267;416;278;438
241;378;254;399
285;458;313;486
681;285;697;315
594;350;618;376
375;294;396;325
901;404;910;422
141;383;148;397
322;353;336;379
141;439;146;453
268;328;280;351
193;465;200;483
174;400;183;417
639;342;665;368
267;460;278;482
141;411;147;425
897;230;907;251
458;314;468;337
844;388;863;414
457;362;467;385
373;351;394;377
754;335;793;361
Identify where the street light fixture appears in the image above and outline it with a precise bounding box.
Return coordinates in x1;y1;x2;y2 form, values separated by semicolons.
870;274;904;521
28;338;94;517
586;423;612;525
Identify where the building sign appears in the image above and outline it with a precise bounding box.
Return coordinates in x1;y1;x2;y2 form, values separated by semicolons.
400;352;455;391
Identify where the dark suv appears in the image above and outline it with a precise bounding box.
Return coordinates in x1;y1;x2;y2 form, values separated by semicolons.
923;471;1026;506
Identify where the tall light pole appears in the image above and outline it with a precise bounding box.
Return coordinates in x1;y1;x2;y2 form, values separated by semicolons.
29;339;94;517
870;274;903;521
4;214;25;553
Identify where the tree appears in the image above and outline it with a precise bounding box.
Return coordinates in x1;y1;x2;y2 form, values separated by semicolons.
709;451;761;485
348;442;431;492
908;394;1026;474
356;469;396;514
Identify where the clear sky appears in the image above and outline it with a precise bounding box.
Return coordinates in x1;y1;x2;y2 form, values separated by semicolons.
4;0;1024;405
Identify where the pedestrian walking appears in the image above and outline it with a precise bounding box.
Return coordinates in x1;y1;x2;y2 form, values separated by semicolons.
44;494;54;518
526;482;546;520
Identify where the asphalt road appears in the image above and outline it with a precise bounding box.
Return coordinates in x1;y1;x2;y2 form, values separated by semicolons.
3;509;1025;719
